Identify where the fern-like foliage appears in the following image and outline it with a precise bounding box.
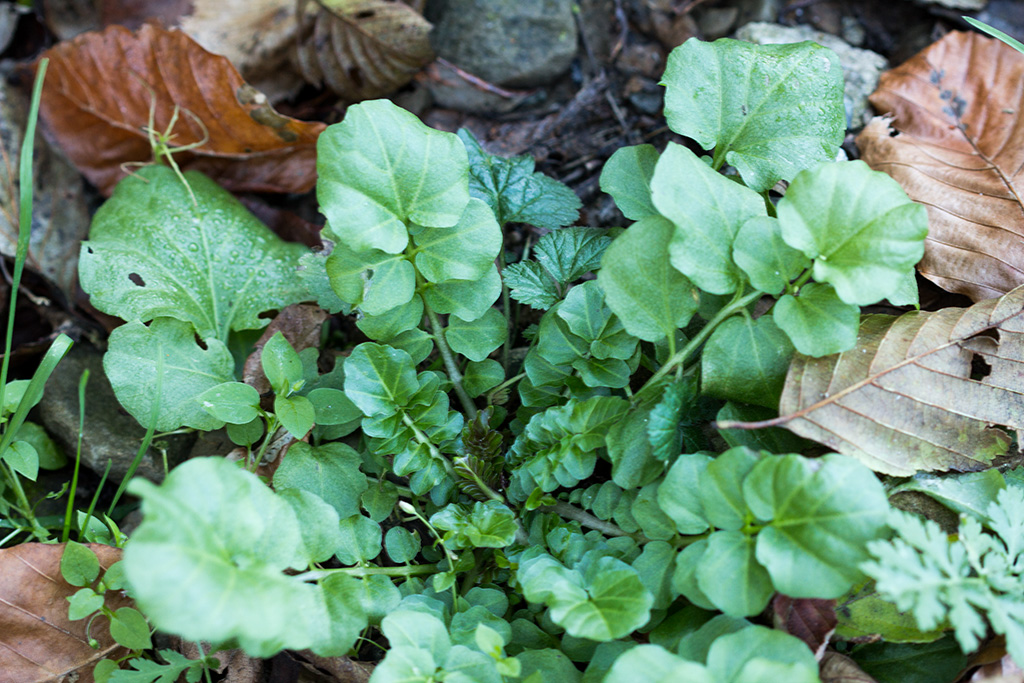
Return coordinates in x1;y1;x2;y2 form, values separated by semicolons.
862;486;1024;665
453;408;503;501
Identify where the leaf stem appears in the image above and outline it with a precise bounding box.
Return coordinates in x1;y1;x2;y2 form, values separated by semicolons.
634;288;763;404
294;564;440;581
538;500;649;543
401;413;457;479
423;303;478;419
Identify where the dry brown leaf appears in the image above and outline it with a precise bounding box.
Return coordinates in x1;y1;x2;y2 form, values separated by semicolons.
819;652;879;683
0;543;130;683
858;31;1024;302
37;23;325;196
772;595;837;660
295;0;433;101
724;285;1024;476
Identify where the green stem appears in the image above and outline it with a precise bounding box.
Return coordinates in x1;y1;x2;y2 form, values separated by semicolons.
787;268;813;296
293;564;440;581
539;500;649;543
402;413;456;478
634;288;763;404
498;251;513;374
423;304;477;419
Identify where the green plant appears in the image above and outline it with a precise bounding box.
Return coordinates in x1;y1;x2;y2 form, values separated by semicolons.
71;34;1023;681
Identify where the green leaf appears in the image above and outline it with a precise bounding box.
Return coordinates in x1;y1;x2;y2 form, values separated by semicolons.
715;402;811;454
336;514;382;565
631;540;677;609
658;453;713;535
651;143;765;294
318;100;470;253
732;217;810;295
299;248;348;315
890;469;1006;522
607;407;665;489
851;636;967;683
278;488;344;564
124;458;347;657
701;315;794;410
748;454;889;598
648;376;704;460
425;265;502;320
370;647;437;683
314;573;369;656
777;160;929;306
61;541;100;587
197;382;260;425
463;359;504;398
67;588;105;620
835;581;946;643
700;447;762;531
459;128;581;229
662;38;844;192
697;531;774;617
80;166;307;342
774;283;859;357
274;394;315;438
414;198;502;283
105;319;234;431
557;281;637;361
382;609;451;657
600;145;660;220
356;294;424;342
671;540;716;611
598;216;698;342
706;625;820;683
445;308;508;362
504;261;560;311
307;387;362;426
4;440;37;480
325;241;415;315
534;228;611;285
109;607;153;650
385;527;421;563
605;645;713;683
431;500;519;549
262;332;303;395
344;343;419;416
227;418;264;447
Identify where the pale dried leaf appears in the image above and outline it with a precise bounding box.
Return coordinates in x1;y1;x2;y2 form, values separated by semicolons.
820;652;878;683
38;23;324;196
768;285;1024;475
858;31;1024;302
295;0;433;101
0;543;130;683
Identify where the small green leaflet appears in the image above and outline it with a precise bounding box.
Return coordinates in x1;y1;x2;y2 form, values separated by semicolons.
458;128;581;229
600;145;659;221
504;228;611;311
774;282;859;357
430;500;519;549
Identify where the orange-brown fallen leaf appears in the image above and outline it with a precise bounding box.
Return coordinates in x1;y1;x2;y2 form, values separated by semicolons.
0;543;130;683
858;31;1024;302
772;595;837;660
37;23;325;196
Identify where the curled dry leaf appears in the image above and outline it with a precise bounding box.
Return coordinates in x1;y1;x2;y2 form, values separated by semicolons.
0;543;130;683
295;0;433;101
37;23;325;196
819;652;879;683
721;284;1024;476
858;31;1024;302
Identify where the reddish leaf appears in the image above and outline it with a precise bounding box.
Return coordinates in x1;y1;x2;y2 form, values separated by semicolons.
772;594;838;659
858;31;1024;302
37;23;325;196
0;543;130;683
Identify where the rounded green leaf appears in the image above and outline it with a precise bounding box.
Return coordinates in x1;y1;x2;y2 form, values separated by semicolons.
80;166;307;342
385;527;421;563
274;394;315;438
274;442;367;519
278;488;344;563
606;645;713;683
414;198;501;283
317;100;470;253
61;541;100;587
651;143;765;295
344;343;419;416
424;265;502;320
554;556;654;641
198;381;261;425
325;241;415;315
701;315;794;410
227;417;264;447
600;144;660;221
672;540;716;610
777;160;929;306
696;531;774;617
336;514;382;565
774;283;859;357
5;440;38;481
598;215;698;342
733;216;810;295
313;573;368;656
748;454;889;598
659;453;713;534
356;294;424;342
699;447;762;530
109;607;153;650
662;38;844;192
105;318;234;431
307;387;361;426
706;625;820;683
262;332;303;395
67;588;105;620
445;308;508;362
463;359;504;398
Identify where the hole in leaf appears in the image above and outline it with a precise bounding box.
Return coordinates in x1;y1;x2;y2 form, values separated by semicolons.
128;273;145;287
348;66;364;89
356;10;375;19
972;355;992;380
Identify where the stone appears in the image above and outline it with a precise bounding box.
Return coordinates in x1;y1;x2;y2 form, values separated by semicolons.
735;22;888;129
429;0;578;88
37;346;195;483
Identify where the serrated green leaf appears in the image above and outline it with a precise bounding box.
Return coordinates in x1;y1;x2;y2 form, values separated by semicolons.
273;442;367;519
414;198;501;283
774;283;859;357
445;308;508;362
425;265;502;320
598;216;698;342
504;261;561;311
344;343;420;416
197;381;260;424
748;454;889;597
662;38;844;192
459;128;581;229
733;216;810;295
534;227;610;285
318;100;470;253
600;144;660;221
697;531;774;617
651;143;765;294
701;315;794;409
658;453;713;534
777;160;929;306
80;166;307;342
105;318;235;431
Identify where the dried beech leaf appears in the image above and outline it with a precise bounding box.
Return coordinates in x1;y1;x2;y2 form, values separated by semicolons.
768;285;1024;476
38;23;325;196
858;31;1024;302
295;0;433;101
0;543;130;683
772;595;838;659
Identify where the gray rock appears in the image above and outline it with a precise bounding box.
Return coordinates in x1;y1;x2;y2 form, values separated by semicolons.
37;346;195;483
430;0;578;88
735;22;888;129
